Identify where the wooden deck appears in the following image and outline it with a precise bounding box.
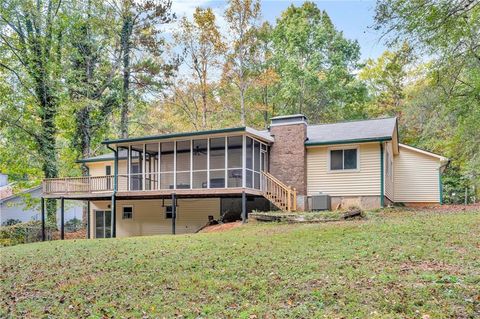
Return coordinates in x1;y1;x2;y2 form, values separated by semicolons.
42;187;263;200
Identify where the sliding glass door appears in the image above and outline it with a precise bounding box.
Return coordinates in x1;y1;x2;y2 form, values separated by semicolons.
95;210;112;238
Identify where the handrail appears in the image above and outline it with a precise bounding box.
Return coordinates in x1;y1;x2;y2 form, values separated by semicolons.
260;171;297;212
43;175;114;195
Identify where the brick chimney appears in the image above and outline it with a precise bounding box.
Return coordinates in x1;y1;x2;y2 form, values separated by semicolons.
268;114;308;210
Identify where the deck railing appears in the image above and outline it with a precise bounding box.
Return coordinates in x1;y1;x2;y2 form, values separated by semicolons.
260;171;297;212
43;176;114;194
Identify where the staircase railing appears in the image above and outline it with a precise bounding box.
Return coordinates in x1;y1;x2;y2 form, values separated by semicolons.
261;171;297;212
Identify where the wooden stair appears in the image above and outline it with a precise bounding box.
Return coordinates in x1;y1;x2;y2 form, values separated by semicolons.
261;171;297;212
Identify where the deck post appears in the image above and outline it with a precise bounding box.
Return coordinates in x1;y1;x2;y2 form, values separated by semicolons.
172;193;176;235
60;197;65;240
111;194;116;238
86;201;90;239
41;197;46;241
241;191;247;223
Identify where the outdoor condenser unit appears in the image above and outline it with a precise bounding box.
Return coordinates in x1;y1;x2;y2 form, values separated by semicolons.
311;193;331;211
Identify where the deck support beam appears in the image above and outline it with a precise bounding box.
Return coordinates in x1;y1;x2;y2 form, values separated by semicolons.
111;194;116;238
241;191;247;223
60;197;65;240
41;197;46;241
86;201;90;239
172;193;176;235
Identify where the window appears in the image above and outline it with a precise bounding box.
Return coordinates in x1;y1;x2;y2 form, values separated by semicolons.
122;206;133;219
165;206;173;219
330;148;358;171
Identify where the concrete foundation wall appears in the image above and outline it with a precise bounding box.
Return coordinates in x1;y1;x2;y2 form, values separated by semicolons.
329;196;382;210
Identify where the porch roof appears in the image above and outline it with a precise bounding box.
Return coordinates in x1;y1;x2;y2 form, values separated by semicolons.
101;126;274;146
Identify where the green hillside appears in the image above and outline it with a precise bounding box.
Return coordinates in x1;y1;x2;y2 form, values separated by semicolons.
2;209;479;318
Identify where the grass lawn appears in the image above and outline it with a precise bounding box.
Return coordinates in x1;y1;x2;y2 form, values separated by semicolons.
1;208;479;318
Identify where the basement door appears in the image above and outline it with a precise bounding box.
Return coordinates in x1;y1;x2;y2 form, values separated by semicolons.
95;210;112;238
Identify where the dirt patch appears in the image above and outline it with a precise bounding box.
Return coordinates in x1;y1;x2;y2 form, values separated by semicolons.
399;260;463;275
52;229;86;240
429;203;480;212
199;222;242;233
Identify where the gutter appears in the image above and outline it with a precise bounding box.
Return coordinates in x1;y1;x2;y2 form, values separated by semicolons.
101;127;247;145
380;142;385;208
305;136;392;147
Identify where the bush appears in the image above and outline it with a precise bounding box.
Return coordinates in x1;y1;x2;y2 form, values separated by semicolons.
1;219;22;226
0;221;56;247
65;217;83;232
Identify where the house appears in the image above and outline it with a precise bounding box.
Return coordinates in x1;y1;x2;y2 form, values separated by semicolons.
0;185;83;227
41;114;448;239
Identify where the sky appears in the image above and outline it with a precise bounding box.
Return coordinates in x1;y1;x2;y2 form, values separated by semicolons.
171;0;387;61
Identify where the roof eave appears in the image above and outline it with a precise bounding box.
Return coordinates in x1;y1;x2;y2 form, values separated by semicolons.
102;127;247;145
76;158;115;164
305;136;392;147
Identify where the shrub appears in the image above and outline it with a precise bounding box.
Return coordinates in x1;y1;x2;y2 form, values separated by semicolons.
1;219;22;226
0;221;56;247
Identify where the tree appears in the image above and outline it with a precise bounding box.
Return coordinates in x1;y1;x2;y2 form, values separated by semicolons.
374;0;480;197
224;0;261;126
113;0;176;138
359;43;413;118
271;1;366;123
174;7;225;129
248;21;280;127
0;0;66;221
65;0;119;172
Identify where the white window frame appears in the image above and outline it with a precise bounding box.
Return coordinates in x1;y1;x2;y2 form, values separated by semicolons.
122;205;134;220
327;146;360;173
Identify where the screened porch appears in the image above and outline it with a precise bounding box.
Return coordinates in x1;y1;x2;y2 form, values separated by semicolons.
117;135;269;192
43;133;270;196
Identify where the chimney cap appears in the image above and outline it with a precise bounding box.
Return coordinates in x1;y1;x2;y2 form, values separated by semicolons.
270;114;307;127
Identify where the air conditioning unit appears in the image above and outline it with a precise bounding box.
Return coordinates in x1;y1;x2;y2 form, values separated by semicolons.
311;193;331;211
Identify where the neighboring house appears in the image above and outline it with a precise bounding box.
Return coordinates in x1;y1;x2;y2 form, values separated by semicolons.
41;114;448;239
0;186;83;227
0;173;13;200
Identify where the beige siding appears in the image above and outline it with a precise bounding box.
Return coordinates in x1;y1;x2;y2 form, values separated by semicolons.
89;198;220;238
306;143;381;196
87;161;113;176
394;147;441;203
384;141;394;201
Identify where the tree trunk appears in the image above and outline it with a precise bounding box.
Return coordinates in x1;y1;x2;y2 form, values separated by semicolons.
36;79;58;223
240;87;246;126
120;13;133;138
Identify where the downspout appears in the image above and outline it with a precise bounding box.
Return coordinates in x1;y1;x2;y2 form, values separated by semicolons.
380;142;384;208
438;160;450;205
106;145;118;238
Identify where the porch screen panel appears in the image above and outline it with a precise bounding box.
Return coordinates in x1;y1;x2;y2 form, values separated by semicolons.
253;141;261;189
227;136;242;187
245;137;253;188
176;140;191;189
192;139;208;188
209;137;225;188
117;147;129;191
160;142;174;189
145;143;159;190
130;145;143;191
